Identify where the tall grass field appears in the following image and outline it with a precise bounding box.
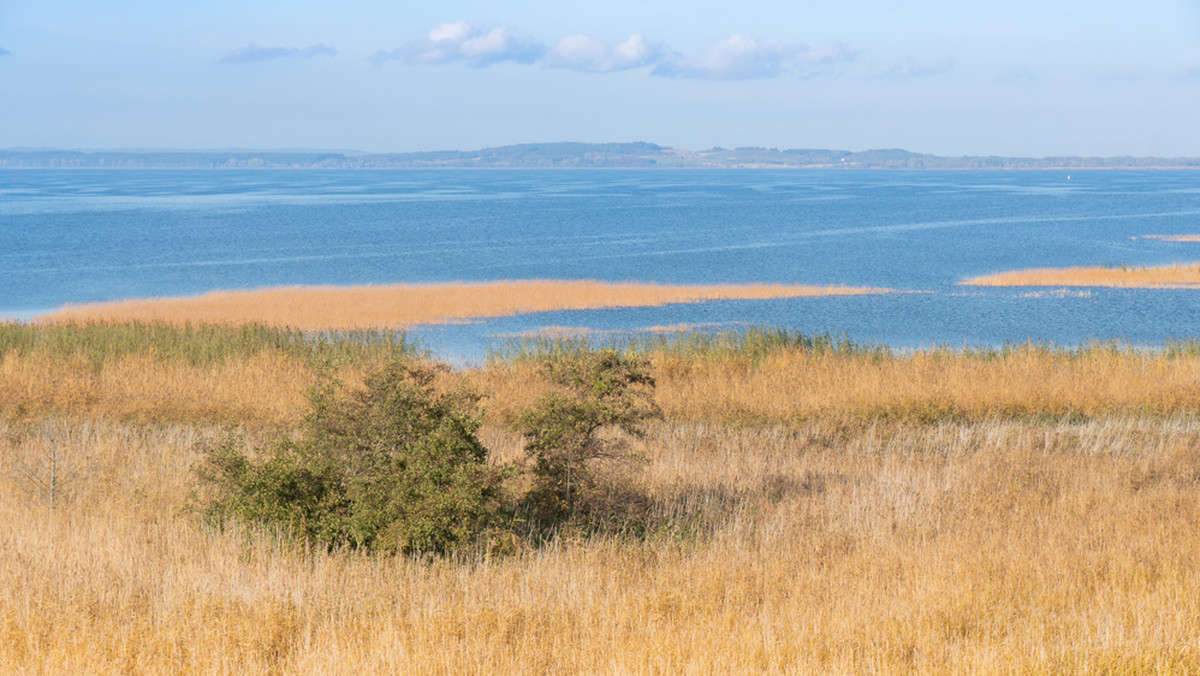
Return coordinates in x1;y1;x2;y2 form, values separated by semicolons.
2;320;1199;673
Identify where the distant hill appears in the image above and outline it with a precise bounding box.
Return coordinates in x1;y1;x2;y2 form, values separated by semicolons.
3;143;1199;169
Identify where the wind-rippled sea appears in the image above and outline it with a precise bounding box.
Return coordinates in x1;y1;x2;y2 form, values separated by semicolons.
2;168;1199;360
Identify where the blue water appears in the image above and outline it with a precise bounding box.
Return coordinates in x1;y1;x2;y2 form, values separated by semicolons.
2;169;1199;359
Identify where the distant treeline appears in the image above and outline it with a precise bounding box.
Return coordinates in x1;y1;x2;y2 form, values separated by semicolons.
4;142;1200;169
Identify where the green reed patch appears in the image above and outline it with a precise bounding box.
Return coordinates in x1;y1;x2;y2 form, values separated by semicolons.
0;321;419;369
490;326;886;366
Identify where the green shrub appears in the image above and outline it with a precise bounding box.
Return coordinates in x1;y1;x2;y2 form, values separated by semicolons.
198;434;348;545
198;350;666;554
198;360;506;555
515;349;661;531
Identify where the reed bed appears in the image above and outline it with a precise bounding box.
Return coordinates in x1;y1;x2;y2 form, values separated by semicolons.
6;324;1200;426
1;415;1198;672
650;343;1200;422
478;334;1200;424
38;280;887;331
0;321;417;369
3;324;1200;671
960;262;1200;288
491;326;876;365
0;350;312;427
0;322;414;427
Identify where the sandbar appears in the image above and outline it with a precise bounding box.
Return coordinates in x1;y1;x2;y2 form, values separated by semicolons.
959;263;1200;288
39;280;889;331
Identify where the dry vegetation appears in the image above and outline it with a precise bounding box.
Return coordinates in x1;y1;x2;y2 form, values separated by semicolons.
3;321;1200;672
481;342;1200;424
39;280;887;331
8;330;1196;427
960;262;1200;288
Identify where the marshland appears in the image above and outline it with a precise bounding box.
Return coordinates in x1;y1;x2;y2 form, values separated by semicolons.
10;0;1200;670
2;319;1200;673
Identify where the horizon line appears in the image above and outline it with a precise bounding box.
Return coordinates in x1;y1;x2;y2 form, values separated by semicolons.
4;143;1200;161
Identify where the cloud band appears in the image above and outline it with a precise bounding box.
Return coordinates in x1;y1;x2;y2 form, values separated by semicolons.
375;23;857;80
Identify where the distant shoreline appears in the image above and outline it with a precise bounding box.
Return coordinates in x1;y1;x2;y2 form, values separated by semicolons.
6;166;1200;172
4;142;1200;170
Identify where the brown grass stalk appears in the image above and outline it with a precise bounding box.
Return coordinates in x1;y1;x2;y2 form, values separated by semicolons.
38;280;887;331
960;262;1200;288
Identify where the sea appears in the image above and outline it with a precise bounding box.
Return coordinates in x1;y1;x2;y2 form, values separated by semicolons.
2;168;1199;361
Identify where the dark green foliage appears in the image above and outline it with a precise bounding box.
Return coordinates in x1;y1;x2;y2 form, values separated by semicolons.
198;360;505;555
198;434;349;545
197;349;669;553
516;349;661;530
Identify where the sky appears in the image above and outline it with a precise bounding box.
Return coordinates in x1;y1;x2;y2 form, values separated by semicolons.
1;1;1198;156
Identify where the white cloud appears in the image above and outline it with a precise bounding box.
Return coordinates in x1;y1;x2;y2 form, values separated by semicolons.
374;22;544;67
376;23;857;81
652;36;856;80
221;43;336;64
877;59;952;78
544;33;663;73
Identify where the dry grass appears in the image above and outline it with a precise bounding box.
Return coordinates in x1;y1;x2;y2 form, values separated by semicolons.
960;262;1200;288
1;415;1198;673
0;351;313;427
39;280;887;331
1141;234;1200;243
475;344;1200;424
3;325;1200;670
6;339;1200;426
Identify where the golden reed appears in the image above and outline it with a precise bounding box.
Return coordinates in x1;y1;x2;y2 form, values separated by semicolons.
1;415;1198;672
39;280;888;331
960;262;1200;288
6;340;1200;426
4;325;1200;670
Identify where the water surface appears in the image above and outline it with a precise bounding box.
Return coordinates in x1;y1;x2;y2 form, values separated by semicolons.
2;169;1198;359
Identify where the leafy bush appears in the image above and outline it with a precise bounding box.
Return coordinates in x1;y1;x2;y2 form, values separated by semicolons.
198;350;664;554
198;360;505;555
515;349;661;531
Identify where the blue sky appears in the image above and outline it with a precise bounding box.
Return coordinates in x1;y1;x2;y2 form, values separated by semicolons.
1;1;1198;155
